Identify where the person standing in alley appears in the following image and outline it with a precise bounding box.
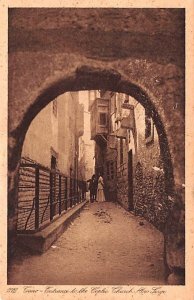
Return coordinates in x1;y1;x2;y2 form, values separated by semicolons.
88;175;95;203
88;174;98;203
96;174;106;202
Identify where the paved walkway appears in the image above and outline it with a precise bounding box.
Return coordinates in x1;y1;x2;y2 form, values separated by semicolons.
8;202;165;285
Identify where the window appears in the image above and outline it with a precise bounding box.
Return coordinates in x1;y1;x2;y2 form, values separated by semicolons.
99;112;107;126
50;147;58;169
53;99;57;117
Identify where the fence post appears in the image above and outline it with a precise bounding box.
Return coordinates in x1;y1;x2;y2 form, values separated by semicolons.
79;180;81;202
76;179;79;204
50;171;53;221
65;177;68;210
70;178;72;208
74;178;76;205
35;166;39;230
76;179;77;204
59;174;61;215
82;181;84;201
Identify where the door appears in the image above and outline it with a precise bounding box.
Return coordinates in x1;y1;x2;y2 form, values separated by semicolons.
128;150;134;211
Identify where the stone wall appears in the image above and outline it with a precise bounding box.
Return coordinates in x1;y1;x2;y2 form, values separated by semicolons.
117;162;129;210
113;102;170;231
134;163;169;231
132;105;169;231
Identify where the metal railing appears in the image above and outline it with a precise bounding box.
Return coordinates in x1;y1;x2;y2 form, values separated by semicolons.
17;162;87;233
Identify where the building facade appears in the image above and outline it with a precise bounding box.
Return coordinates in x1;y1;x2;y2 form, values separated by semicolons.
22;92;84;177
90;90;169;231
78;91;95;181
18;92;85;232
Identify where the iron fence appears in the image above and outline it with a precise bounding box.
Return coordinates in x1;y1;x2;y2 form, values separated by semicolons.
17;162;87;233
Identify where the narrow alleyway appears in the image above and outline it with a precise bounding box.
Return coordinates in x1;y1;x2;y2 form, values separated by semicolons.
9;202;165;285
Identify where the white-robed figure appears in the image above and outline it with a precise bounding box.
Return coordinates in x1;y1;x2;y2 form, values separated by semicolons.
96;175;106;202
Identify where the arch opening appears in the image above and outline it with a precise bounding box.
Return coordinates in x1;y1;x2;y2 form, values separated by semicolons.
9;65;174;196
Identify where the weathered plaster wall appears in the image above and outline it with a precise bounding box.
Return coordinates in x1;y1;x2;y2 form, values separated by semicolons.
22;103;53;167
58;92;80;177
22;92;81;176
79;91;95;180
8;8;185;284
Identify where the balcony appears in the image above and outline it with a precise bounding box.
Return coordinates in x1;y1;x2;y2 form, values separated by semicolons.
90;98;109;145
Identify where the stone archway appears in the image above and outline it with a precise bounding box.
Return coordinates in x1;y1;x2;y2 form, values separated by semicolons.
8;4;185;285
8;56;185;284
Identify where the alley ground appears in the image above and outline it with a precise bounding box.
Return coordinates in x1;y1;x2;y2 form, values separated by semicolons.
8;201;165;285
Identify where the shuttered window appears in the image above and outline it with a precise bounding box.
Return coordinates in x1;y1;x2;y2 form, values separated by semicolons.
99;112;107;126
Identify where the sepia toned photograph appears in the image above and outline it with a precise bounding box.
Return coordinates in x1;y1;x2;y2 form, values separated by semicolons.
5;5;187;291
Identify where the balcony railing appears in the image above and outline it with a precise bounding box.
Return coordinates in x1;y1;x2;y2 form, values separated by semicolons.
17;162;87;233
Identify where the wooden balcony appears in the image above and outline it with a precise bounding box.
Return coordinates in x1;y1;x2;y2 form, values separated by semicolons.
90;98;110;144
